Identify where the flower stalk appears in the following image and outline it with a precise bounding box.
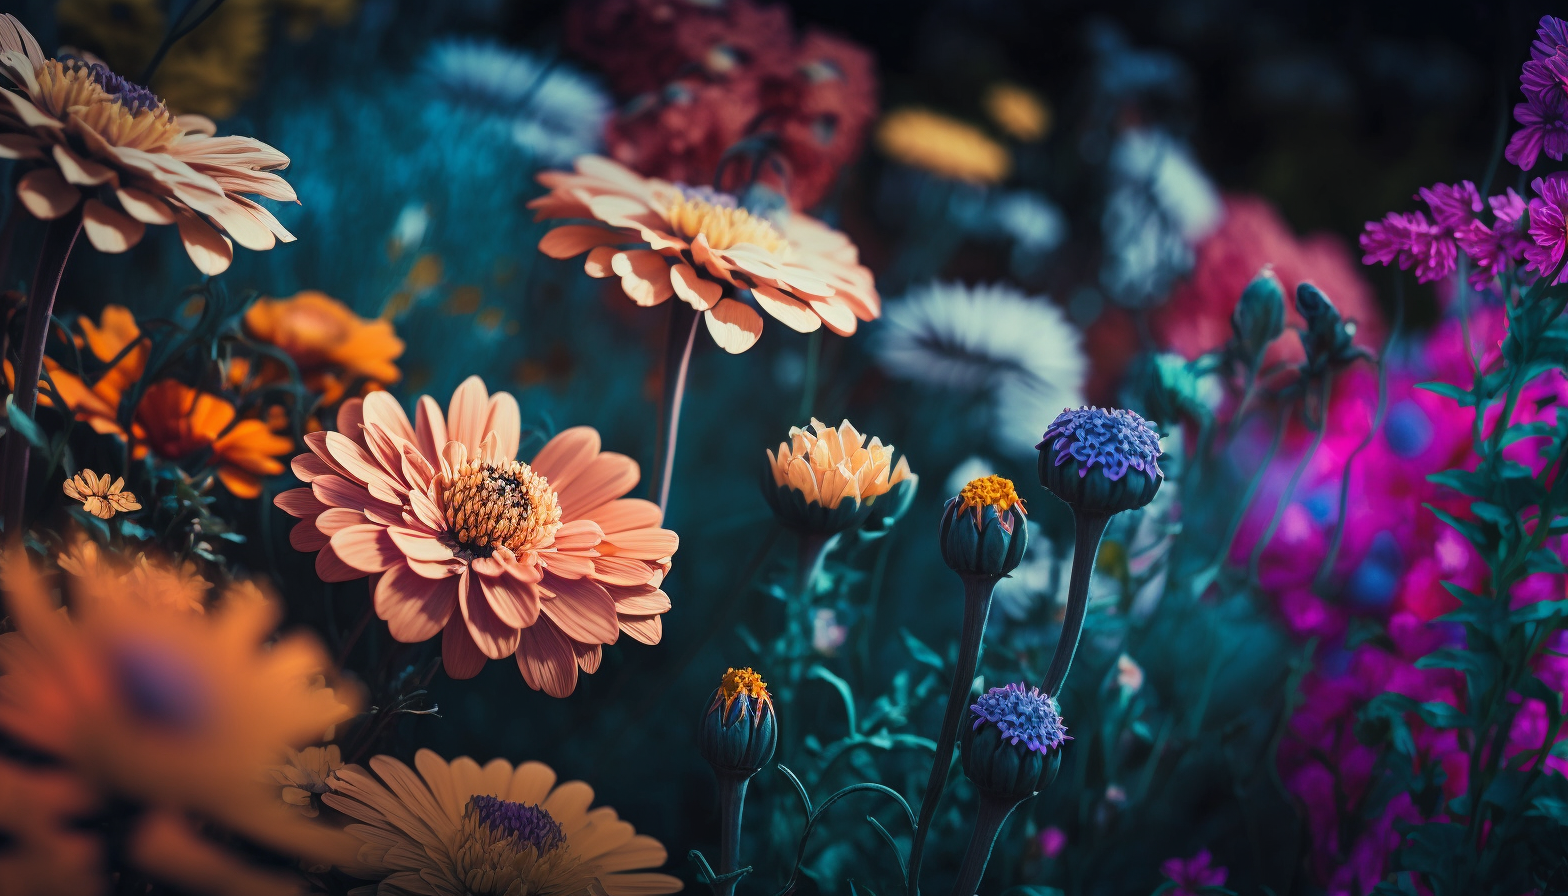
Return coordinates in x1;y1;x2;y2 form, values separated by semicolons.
3;212;81;536
947;790;1022;896
655;300;702;516
712;772;751;896
1041;511;1111;697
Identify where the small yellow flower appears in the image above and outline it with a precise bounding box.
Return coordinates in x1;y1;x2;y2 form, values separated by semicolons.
271;745;344;817
876;107;1012;184
956;474;1026;521
984;82;1051;142
61;470;141;519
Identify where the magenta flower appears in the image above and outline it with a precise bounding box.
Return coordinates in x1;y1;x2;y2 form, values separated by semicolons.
1527;173;1568;282
1360;211;1455;283
1037;825;1066;859
1522;16;1568;101
1417;181;1482;230
1454;189;1529;289
1505;90;1568;171
1159;850;1228;896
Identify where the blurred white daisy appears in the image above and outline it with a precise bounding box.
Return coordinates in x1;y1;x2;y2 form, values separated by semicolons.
992;520;1058;621
875;282;1086;458
1101;128;1221;308
422;38;609;166
986;190;1067;252
944;455;997;499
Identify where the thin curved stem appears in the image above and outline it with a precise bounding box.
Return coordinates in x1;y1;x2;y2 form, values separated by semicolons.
2;214;80;537
1248;372;1334;583
654;301;701;517
948;790;1023;896
1209;402;1290;576
1041;512;1111;698
713;772;751;896
798;329;821;421
907;575;996;896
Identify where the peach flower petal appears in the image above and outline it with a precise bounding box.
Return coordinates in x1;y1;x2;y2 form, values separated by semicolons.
752;285;822;333
704;299;764;354
611;250;675;307
459;571;521;660
669;262;721;311
530;426;600;490
174;211;233;276
441;617;488;680
582;498;663;535
445;376;491;456
17;167;79;220
555;453;639;519
331;524;401;574
515;620;579;698
618;615;663;645
539;224;620;259
584;245;618;278
376;565;457;642
289;519;328;552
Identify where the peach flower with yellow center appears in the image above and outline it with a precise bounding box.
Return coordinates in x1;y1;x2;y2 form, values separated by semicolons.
273;377;678;697
530;156;879;354
0;14;294;273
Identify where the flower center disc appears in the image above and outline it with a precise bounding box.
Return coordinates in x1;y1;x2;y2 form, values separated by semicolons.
34;59;184;152
441;459;561;557
666;192;786;254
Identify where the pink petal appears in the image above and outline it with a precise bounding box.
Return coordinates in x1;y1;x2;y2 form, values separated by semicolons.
361;391;415;444
618;615;663;646
441;616;488;679
584;246;617;278
375;565;456;643
515;619;580;698
289;519;328;552
540;575;619;644
331;524;401;573
576;642;602;674
594;556;657;587
615;589;671;615
544;552;594;578
478;570;539;628
602;528;679;560
530;426;600;490
704;299;763;354
415;395;448;463
273;487;326;519
555;453;639;519
539;224;620;259
310;474;374;512
291;452;332;482
485;391;521;461
314;506;366;536
582;498;663;534
446;376;491;456
551;519;605;553
315;544;364;582
459;571;521;659
387;526;456;563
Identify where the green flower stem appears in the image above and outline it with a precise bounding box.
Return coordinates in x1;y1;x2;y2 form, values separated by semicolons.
3;213;80;537
654;300;701;516
1209;403;1289;576
906;574;997;896
1249;371;1335;583
713;771;752;896
1041;512;1112;697
947;789;1023;896
778;530;838;765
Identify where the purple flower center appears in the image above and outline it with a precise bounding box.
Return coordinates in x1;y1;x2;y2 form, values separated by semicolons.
113;643;208;731
1038;406;1163;482
76;59;165;115
466;795;566;854
970;682;1070;754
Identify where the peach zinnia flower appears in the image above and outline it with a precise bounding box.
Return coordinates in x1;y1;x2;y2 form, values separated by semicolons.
325;748;680;896
274;377;678;696
133;379;294;498
0;14;294;273
531;155;879;353
243;290;405;394
762;417;916;535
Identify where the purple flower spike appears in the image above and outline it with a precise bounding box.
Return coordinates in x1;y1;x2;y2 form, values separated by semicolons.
1527;173;1568;283
1038;406;1163;482
969;682;1070;755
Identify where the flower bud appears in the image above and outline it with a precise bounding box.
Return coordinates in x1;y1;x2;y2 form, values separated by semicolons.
698;667;778;777
762;418;916;536
960;682;1068;800
1229;268;1286;369
1037;406;1163;517
939;475;1028;578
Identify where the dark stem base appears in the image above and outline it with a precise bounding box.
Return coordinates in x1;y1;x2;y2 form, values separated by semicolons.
713;772;752;896
949;790;1026;896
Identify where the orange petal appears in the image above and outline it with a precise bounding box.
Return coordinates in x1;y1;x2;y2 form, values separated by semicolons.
669;262;721;311
82;198;145;254
611;250;674;307
540;575;618;644
752;285;822;334
530;426;601;489
515;618;580;697
441;616;488;679
703;299;763;354
16;168;79;220
584;245;618;278
375;564;456;642
539;224;620;259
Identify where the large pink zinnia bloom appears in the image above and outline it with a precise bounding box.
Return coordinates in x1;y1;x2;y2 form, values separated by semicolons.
274;376;677;697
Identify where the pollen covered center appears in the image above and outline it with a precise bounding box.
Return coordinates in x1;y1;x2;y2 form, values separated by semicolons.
719;666;770;710
454;796;598;896
34;59;185;152
441;459;562;556
666;194;787;255
958;474;1023;514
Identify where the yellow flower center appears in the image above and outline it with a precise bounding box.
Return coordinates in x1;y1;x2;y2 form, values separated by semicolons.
441;460;562;557
719;666;770;711
452;796;600;896
33;59;185;153
957;475;1024;515
665;195;787;254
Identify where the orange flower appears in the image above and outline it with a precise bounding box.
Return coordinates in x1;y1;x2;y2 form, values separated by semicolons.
0;756;101;896
38;304;147;438
531;155;879;353
133;380;293;498
0;15;294;273
243;290;405;386
0;554;361;893
61;469;141;519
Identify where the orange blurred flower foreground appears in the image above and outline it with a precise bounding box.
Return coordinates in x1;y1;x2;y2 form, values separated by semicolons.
0;551;361;895
274;376;678;696
134;379;294;498
0;15;295;273
243;290;406;402
324;748;681;896
532;155;879;353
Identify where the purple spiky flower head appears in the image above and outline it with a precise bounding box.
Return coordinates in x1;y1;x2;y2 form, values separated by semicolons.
1036;407;1163;515
970;682;1070;755
465;795;567;854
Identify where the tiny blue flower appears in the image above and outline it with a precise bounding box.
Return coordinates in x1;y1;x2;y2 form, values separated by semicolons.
1038;406;1163;482
970;682;1071;755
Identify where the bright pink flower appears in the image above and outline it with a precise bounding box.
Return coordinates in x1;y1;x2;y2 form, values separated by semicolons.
1159;850;1227;896
1527;173;1568;282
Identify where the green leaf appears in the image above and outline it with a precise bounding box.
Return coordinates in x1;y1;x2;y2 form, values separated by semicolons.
1415;701;1472;729
900;628;945;670
1414;648;1497;677
4;396;49;452
1526;548;1568;575
1424;504;1487;549
1427;469;1488;498
1469;501;1513;528
1416;381;1476;407
1502;421;1557;446
1511;600;1568;625
1527;794;1568;825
